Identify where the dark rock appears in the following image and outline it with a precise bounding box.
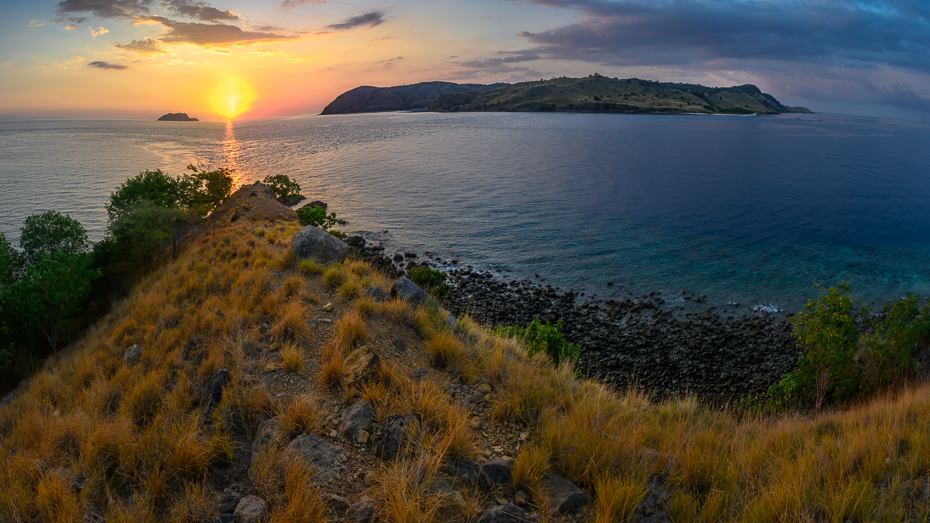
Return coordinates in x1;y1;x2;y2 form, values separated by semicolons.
390;276;437;309
234;495;266;523
345;346;380;385
411;368;429;380
290;225;349;264
123;344;142;366
481;457;514;487
404;252;417;258
346;496;377;523
442;458;482;485
251;417;279;457
372;414;420;461
540;474;591;515
282;434;345;484
218;490;242;514
393;253;404;262
477;503;534;523
339;400;374;441
158;112;199;121
205;369;230;410
83;505;105;523
324;493;351;514
300;200;328;209
393;336;407;352
280;194;306;206
346;235;366;248
365;286;387;302
69;474;85;494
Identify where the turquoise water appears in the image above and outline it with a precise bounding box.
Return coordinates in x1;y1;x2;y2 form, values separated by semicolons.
2;112;929;309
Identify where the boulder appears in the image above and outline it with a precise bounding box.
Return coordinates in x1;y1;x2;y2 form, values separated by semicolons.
204;369;230;410
481;457;514;487
345;496;377;523
324;493;351;514
234;495;266;523
251;417;279;457
477;503;534;523
282;434;345;484
372;414;420;461
339;400;375;441
365;286;387;302
346;235;366;248
290;225;348;264
390;277;437;309
540;474;590;515
218;490;242;514
345;346;380;385
123;344;143;366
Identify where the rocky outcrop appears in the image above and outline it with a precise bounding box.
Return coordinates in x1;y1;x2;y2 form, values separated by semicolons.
390;276;436;309
339;400;374;442
233;495;266;523
321;81;506;115
371;414;420;461
290;225;349;264
157;112;199;121
540;474;590;514
123;344;142;366
282;434;345;484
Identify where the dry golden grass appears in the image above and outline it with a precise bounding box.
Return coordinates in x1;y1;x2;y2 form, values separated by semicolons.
354;295;378;317
280;342;304;373
319;341;349;389
338;277;362;300
297;258;323;276
275;395;323;438
334;310;367;348
266;458;328;523
374;455;446;523
322;265;346;287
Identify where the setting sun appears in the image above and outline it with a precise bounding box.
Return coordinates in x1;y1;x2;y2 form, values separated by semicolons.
210;77;256;120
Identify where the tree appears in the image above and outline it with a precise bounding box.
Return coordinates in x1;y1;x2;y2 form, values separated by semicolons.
263;174;302;204
296;206;338;230
19;211;88;267
180;164;234;215
9;252;99;351
106;169;182;223
109;200;199;262
0;233;16;286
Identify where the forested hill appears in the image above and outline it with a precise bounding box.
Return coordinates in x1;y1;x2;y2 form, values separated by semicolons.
320;81;506;115
427;74;812;115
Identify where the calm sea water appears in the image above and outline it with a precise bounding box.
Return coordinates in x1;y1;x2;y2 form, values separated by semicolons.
2;112;929;310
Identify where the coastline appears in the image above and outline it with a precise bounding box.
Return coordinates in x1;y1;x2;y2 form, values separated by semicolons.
349;235;800;403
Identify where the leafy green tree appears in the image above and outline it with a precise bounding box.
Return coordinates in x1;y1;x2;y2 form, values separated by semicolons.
8;252;99;351
19;211;88;267
263;174;302;203
106;169;182;222
495;317;579;365
297;205;338;230
180;164;234;215
0;232;16;286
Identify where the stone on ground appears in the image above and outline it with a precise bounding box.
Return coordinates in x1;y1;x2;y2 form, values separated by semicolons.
290;225;349;264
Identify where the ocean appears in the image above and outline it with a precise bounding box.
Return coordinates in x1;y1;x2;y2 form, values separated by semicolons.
2;111;929;311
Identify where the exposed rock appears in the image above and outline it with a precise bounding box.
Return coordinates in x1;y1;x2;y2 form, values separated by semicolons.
393;336;407;352
251;417;279;457
324;493;351;514
282;434;345;484
365;286;387;302
204;369;230;410
290;225;349;264
477;503;534;523
339;400;374;440
481;457;514;487
345;496;377;523
345;346;380;385
322;302;334;312
390;276;437;309
82;505;105;523
218;490;242;514
123;344;142;366
346;235;366;248
540;474;590;515
372;414;420;461
70;475;86;494
442;459;482;485
234;495;266;523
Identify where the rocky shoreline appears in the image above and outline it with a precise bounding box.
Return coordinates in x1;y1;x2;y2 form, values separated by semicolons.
347;235;802;404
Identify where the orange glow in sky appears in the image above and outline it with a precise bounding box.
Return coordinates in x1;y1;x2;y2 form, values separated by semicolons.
210;78;256;120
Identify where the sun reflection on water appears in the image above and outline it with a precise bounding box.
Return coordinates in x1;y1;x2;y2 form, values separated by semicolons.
222;120;246;188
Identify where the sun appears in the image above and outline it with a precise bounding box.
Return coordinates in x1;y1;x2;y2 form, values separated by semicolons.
210;77;256;120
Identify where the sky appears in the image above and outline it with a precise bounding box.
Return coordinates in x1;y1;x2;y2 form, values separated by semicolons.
1;0;929;121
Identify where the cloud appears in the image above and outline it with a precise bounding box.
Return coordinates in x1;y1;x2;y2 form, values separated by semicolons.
507;0;930;114
55;0;151;19
327;11;384;31
136;15;297;47
29;20;46;27
89;26;109;39
114;36;168;54
87;60;127;69
165;0;239;22
280;0;323;8
251;48;289;55
70;56;85;62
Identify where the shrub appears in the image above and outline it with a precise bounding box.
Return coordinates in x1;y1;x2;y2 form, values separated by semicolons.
296;206;337;230
408;266;452;299
262;174;302;204
494;317;579;365
19;210;89;267
106;169;183;223
179;164;234;215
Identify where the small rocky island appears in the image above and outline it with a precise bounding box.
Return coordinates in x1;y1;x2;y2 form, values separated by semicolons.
157;112;199;121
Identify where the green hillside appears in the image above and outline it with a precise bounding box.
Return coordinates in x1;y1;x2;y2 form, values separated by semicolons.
428;74;811;115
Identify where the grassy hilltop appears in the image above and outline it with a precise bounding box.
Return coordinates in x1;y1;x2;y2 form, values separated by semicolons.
429;74;811;115
4;185;930;522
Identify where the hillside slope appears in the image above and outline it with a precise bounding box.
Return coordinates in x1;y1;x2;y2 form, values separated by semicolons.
3;183;929;523
321;81;506;115
429;74;811;115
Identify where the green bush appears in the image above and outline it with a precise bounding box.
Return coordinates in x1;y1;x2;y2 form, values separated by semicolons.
263;174;302;203
19;210;89;267
296;205;338;230
179;164;234;215
106;169;182;222
408;266;452;299
495;317;579;365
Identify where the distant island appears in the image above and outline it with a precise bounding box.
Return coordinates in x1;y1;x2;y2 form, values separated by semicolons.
323;75;811;116
320;81;506;115
157;112;199;121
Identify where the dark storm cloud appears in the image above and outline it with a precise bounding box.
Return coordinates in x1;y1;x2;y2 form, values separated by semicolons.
138;15;296;46
87;60;128;69
515;0;930;73
457;53;541;70
114;36;168;54
327;11;384;31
